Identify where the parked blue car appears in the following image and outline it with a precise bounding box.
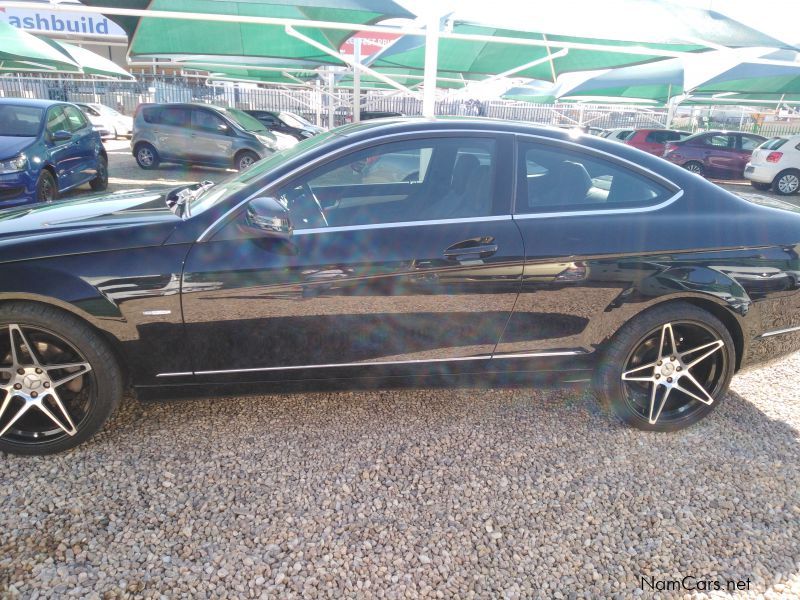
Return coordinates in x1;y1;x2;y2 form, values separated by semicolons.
0;98;108;208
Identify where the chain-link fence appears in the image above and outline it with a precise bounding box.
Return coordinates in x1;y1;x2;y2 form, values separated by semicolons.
2;75;800;136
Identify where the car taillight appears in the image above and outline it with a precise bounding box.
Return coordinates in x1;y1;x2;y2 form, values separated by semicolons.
767;152;783;163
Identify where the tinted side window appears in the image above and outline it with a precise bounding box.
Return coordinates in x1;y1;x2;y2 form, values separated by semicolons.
645;131;664;143
63;106;88;131
46;106;69;135
160;107;189;128
192;109;226;133
276;137;497;229
142;106;160;124
708;135;735;148
739;136;762;151
516;141;671;212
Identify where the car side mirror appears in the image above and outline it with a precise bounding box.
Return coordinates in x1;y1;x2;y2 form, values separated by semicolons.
50;130;72;142
241;197;292;239
217;123;230;134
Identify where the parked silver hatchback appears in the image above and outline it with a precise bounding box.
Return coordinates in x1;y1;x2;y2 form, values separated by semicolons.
131;103;293;171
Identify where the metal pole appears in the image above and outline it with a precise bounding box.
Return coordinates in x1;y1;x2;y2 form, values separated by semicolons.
422;10;439;118
328;69;335;129
315;78;322;127
352;38;361;123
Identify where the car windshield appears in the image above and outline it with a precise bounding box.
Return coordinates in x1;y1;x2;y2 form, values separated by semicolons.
0;105;44;136
226;108;269;134
279;111;314;129
188;129;339;216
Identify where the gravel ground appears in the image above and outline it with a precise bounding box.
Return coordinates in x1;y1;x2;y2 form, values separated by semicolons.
1;351;799;599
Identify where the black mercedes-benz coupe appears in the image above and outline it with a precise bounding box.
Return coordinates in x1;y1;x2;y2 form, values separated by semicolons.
1;118;799;454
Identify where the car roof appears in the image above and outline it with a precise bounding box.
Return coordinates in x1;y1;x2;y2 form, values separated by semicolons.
0;98;67;109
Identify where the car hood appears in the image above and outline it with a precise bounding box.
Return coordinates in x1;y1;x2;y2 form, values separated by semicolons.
0;188;185;264
0;136;35;160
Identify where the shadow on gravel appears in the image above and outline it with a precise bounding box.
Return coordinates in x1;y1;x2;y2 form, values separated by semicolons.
1;379;798;598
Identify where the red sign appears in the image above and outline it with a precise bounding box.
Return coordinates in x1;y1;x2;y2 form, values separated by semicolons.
339;31;401;57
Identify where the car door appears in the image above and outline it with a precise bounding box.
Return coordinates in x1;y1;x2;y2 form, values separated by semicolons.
704;134;738;176
61;105;97;184
190;107;235;165
497;136;679;359
152;106;190;159
180;133;524;379
44;105;83;190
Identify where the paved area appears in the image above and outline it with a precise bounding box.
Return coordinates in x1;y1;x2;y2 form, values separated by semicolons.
2;139;799;599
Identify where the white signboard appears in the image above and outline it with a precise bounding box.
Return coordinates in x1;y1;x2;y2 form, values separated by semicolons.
0;6;126;39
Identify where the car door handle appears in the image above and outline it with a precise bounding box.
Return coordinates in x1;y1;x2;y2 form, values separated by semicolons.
444;238;498;260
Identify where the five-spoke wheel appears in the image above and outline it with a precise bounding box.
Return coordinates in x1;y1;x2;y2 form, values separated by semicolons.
0;304;122;455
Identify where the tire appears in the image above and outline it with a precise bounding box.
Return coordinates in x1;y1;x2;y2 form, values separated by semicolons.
35;170;58;203
593;302;735;432
0;302;123;455
89;155;108;191
683;161;705;177
235;150;259;172
750;181;771;191
772;169;800;196
135;143;159;170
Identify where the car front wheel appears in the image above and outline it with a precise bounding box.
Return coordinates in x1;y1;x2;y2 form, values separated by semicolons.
35;170;58;203
683;161;705;177
0;303;122;455
594;302;734;432
235;150;260;171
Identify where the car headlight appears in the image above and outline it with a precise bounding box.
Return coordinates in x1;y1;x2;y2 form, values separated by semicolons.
256;135;278;150
0;153;28;174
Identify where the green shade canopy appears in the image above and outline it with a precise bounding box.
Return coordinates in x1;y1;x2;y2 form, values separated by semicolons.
85;0;413;65
369;0;794;83
0;22;79;72
39;38;134;80
693;50;800;95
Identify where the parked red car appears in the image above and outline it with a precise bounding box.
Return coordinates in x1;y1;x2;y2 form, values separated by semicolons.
662;131;767;178
623;129;691;156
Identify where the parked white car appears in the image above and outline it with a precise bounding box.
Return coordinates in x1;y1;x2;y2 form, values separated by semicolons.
75;102;133;139
745;134;800;195
600;127;635;142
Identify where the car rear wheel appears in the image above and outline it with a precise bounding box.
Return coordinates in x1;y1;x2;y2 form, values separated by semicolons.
773;169;800;195
683;161;705;177
0;303;122;455
594;302;734;432
135;143;159;170
89;156;108;191
749;181;771;191
235;150;259;171
35;170;57;203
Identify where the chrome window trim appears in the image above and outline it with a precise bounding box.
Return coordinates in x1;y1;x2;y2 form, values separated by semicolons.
759;324;800;338
196;127;682;242
513;190;683;220
294;215;512;236
155;350;585;378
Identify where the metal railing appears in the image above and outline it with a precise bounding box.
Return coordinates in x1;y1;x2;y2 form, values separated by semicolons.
2;75;799;135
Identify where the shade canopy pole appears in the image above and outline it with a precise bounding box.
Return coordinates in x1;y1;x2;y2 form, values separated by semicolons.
422;10;440;118
353;38;361;123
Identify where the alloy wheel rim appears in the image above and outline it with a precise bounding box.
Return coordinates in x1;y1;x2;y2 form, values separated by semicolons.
0;324;94;444
620;321;726;425
686;163;702;174
778;174;799;194
239;155;255;169
39;178;54;202
138;148;153;166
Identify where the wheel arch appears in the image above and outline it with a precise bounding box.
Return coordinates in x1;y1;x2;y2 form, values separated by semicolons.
0;295;129;384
